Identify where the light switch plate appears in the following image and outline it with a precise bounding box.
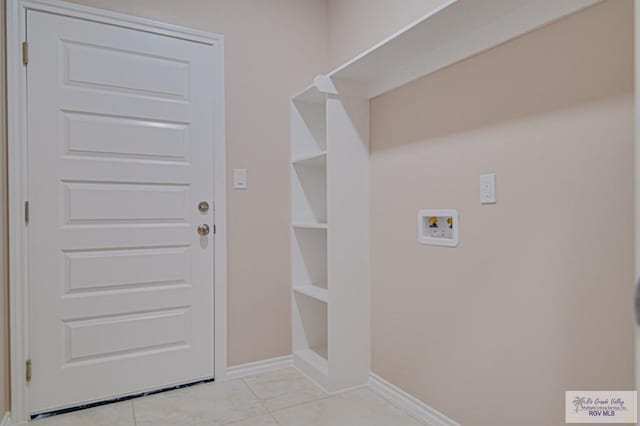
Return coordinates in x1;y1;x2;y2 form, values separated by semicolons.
233;168;247;189
480;173;496;204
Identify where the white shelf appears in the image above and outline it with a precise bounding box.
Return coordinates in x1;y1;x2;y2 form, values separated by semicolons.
293;223;327;230
311;0;600;99
292;151;327;167
293;285;328;303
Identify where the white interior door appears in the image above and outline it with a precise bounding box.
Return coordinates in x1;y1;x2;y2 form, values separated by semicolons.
26;10;215;414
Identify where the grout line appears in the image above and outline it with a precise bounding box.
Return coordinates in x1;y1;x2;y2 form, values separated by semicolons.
239;377;273;421
269;412;282;425
131;399;137;426
241;377;262;401
265;392;335;416
219;411;275;426
239;368;334;416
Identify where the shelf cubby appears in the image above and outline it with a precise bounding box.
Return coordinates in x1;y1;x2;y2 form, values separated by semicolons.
293;292;328;383
291;96;325;161
292;162;326;225
291;227;327;291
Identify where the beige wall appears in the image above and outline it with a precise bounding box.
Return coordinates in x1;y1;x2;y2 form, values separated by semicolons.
370;1;634;425
0;0;8;416
327;0;447;70
0;0;328;380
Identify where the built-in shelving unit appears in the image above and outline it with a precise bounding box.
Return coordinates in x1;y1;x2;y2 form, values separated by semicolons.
291;86;332;388
291;0;600;393
291;81;370;391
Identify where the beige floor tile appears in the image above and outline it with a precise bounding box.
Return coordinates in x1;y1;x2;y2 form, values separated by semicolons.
29;370;426;426
243;367;328;412
271;387;425;426
134;380;268;426
200;413;280;425
31;401;135;426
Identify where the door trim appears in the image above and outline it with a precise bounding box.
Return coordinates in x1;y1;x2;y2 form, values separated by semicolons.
6;0;227;422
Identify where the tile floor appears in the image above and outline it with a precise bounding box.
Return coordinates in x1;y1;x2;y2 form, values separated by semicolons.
32;367;426;425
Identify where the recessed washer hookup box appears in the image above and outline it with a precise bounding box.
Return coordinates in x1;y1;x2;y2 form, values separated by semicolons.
418;209;459;247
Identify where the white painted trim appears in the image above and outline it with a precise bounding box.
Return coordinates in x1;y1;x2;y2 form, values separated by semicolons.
6;0;227;421
1;412;11;426
7;0;30;421
18;0;217;44
225;355;294;380
369;374;459;426
211;12;228;385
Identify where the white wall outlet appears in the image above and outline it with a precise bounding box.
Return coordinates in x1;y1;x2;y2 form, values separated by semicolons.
233;168;248;189
480;173;496;204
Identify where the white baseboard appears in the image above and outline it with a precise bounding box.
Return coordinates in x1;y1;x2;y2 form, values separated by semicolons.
1;412;11;426
369;373;459;426
225;355;293;380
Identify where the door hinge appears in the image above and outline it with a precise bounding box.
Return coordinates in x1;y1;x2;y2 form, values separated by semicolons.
25;201;29;224
26;359;32;382
22;41;28;65
214;224;217;234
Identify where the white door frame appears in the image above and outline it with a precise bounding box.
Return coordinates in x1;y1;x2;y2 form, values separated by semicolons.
6;0;227;422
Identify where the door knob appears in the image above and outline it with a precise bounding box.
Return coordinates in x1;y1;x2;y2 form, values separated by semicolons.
197;224;210;236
